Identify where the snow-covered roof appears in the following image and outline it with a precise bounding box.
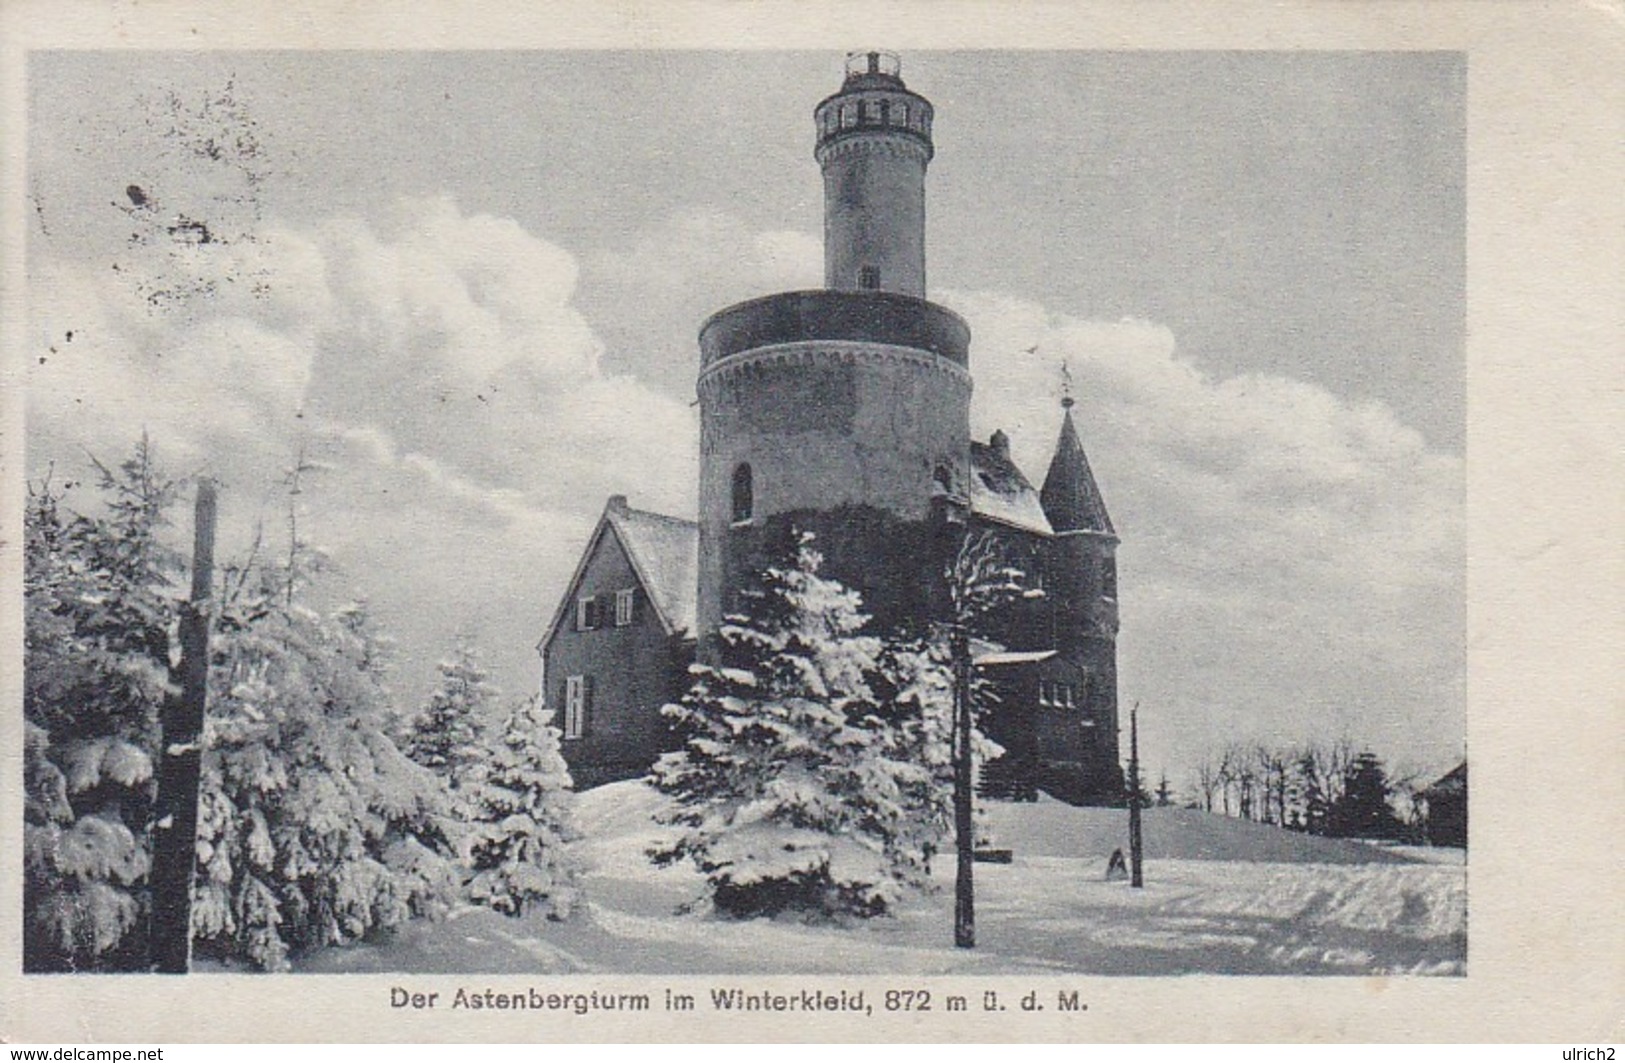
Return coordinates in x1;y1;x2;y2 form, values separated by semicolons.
608;506;699;637
974;649;1057;667
969;440;1053;536
540;498;699;649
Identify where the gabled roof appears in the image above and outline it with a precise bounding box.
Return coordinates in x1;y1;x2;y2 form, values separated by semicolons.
540;498;699;649
1040;407;1115;536
1425;761;1467;796
610;505;699;636
969;440;1053;536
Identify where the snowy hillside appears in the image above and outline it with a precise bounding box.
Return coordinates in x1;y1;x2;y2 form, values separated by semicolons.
299;781;1465;976
984;796;1421;865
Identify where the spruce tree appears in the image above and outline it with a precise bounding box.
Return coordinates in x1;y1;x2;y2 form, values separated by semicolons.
1327;750;1404;841
23;443;178;971
465;696;581;918
652;534;948;920
402;642;496;855
25;437;463;972
194;566;462;970
405;643;494;783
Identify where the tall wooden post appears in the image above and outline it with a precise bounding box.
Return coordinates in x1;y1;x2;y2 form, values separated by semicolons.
1128;703;1144;888
150;479;217;973
952;620;975;948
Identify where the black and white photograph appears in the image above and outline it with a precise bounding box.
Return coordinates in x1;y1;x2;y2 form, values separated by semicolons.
3;0;1619;1046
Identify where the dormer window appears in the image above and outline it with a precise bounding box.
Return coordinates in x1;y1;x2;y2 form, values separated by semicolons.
859;265;880;290
732;462;753;524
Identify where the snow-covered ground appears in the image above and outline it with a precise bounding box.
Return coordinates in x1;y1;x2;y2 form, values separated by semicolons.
299;782;1465;976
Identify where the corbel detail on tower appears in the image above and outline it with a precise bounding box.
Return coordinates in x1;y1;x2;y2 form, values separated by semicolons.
814;135;932;166
696;340;974;402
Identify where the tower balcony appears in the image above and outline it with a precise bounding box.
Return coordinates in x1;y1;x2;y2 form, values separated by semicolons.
698;290;970;370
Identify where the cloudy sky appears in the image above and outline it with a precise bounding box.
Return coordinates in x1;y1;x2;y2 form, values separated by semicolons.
25;50;1465;787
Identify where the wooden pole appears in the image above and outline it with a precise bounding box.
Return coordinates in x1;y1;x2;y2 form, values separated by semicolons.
1128;703;1144;888
150;479;216;973
952;621;975;948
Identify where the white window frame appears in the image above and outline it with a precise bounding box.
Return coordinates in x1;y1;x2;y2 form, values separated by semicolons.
564;675;587;739
614;588;635;627
576;595;596;631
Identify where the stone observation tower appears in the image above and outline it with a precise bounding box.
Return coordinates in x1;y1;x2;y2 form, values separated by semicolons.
816;49;933;297
696;52;972;640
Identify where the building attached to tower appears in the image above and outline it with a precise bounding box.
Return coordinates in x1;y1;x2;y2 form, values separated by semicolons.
540;53;1124;804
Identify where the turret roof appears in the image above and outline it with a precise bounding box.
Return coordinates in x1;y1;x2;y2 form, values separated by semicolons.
1039;408;1115;536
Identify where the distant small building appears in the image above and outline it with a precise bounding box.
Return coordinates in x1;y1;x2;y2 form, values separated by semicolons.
1422;761;1467;848
538;496;697;789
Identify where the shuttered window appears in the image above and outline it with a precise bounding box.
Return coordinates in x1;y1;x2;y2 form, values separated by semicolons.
564;675;590;739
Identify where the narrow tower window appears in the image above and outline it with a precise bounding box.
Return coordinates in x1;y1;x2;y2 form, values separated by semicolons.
731;462;753;523
859;265;880;290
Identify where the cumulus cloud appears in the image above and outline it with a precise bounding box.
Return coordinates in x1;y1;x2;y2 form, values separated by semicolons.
944;289;1465;784
27;196;696;701
27;196;1462;787
579;207;823;396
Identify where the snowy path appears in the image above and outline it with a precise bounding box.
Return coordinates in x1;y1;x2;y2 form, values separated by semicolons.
299;783;1465;976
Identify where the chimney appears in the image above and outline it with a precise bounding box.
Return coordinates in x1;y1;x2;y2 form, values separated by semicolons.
607;494;629;516
990;429;1010;461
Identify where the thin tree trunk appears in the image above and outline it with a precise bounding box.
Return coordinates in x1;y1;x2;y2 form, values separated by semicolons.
1128;704;1143;888
952;623;975;948
150;480;216;974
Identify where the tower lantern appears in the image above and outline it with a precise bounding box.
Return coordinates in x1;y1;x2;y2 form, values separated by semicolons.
814;50;935;297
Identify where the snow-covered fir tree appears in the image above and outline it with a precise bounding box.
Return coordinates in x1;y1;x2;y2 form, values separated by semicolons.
465;695;581;919
651;534;949;920
193;526;462;971
24;435;463;972
22;441;178;971
402;641;497;820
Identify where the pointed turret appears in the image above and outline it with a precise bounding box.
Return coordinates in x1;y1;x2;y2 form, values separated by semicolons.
1040;400;1115;536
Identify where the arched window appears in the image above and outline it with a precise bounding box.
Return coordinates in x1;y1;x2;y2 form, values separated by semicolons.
731;462;753;523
